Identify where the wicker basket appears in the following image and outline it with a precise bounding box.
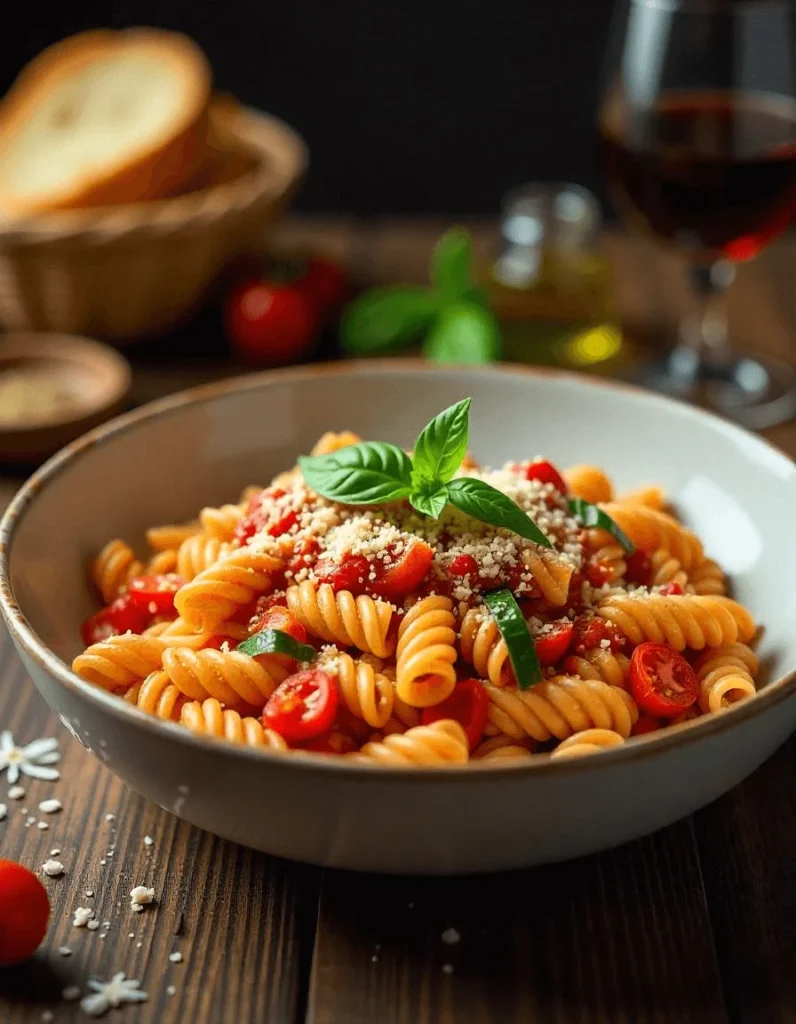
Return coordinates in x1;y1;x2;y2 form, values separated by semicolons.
0;108;308;340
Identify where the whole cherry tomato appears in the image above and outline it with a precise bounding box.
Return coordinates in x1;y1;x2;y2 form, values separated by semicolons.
80;594;149;645
523;459;568;494
0;859;50;966
629;642;698;718
225;281;318;365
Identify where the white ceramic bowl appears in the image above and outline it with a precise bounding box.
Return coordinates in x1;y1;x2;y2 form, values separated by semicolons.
1;362;795;874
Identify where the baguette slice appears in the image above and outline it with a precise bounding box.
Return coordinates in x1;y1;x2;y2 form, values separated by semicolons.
0;28;211;217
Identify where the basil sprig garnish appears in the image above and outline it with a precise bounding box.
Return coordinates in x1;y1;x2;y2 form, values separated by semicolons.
568;498;635;554
299;399;551;546
237;628;316;663
484;589;543;690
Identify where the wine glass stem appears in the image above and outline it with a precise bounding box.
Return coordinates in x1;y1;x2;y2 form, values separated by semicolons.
672;262;735;383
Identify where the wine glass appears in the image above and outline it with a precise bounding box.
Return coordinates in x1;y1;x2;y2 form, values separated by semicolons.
599;0;796;428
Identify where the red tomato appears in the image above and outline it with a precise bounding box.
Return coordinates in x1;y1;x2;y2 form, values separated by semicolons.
80;594;149;645
629;642;698;718
625;550;652;586
571;615;627;655
314;555;371;594
632;713;661;736
448;553;479;580
127;574;183;615
535;620;575;666
298;257;348;317
523;459;568;494
658;582;684;596
225;281;318;365
585;560;613;588
368;540;434;600
251;605;307;645
0;860;50;966
267;509;299;538
421;679;489;750
262;670;338;742
286;536;320;578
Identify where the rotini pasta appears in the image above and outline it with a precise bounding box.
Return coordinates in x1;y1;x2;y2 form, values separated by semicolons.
75;422;763;765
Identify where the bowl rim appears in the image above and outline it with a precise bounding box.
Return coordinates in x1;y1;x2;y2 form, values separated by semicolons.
1;358;794;781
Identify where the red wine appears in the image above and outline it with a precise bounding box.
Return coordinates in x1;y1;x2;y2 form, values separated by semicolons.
601;92;796;260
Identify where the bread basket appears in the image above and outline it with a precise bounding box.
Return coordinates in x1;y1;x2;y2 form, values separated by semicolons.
0;107;308;341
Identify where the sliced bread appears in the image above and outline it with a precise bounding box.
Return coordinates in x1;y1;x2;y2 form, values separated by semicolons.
0;29;211;217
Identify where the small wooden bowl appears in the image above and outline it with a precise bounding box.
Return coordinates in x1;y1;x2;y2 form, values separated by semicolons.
0;333;131;462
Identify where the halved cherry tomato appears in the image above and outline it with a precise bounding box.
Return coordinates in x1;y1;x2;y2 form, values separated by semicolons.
523;459;568;494
571;615;627;655
625;550;652;586
262;670;338;742
534;620;574;666
225;280;319;365
448;553;479;581
80;594;149;645
297;257;349;317
127;574;183;615
632;713;661;736
0;859;50;966
286;536;320;577
267;509;299;538
314;555;371;594
629;642;698;718
420;679;489;750
585;560;613;588
658;582;684;596
251;605;307;645
368;540;434;600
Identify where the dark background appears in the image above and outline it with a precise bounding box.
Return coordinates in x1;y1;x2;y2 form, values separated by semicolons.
0;0;617;217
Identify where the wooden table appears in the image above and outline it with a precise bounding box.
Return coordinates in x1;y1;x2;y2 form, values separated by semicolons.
1;221;795;1024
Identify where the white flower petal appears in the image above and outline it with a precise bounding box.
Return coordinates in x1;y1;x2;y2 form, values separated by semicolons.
124;990;149;1003
80;993;109;1016
111;972;126;984
20;764;60;780
22;738;58;759
87;980;106;993
6;764;19;784
34;752;61;765
0;731;14;752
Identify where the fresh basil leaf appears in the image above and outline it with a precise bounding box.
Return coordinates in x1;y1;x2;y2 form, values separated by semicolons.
299;442;413;504
447;477;553;547
340;287;439;353
432;227;473;303
237;628;316;663
568;498;635;554
484;589;543;689
411;397;471;487
424;304;502;365
409;485;449;519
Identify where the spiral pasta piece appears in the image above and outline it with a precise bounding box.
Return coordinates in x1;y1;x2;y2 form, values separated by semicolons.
688;558;727;596
286;581;395;657
563;465;614;504
310;430;363;456
176;533;231;582
693;643;759;713
649;549;688;589
522;549;573;607
146;549;179;575
598;594;755;651
72;636;169;692
326;652;395;728
175;548;282;632
551;728;625;759
459;607;510;686
484;677;638;743
349;719;469;766
565;648;630;689
472;734;535;761
199;503;246;541
395;596;457;708
585;529;627;582
181;698;287;750
145;521;201;552
616;486;666;511
599;503;704;569
91;539;144;603
131;670;186;721
161;646;288;709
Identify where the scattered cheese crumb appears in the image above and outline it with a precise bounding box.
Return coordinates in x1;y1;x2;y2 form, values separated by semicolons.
371;955;379;963
37;821;49;830
442;963;454;975
25;815;36;826
168;952;183;963
62;986;81;1001
99;860;106;866
441;928;460;945
143;836;154;847
167;986;176;996
0;803;6;821
8;785;25;800
85;890;95;898
105;813;115;822
136;941;142;948
38;798;62;814
58;946;72;957
128;933;135;939
42;859;64;877
50;848;61;856
129;885;155;911
73;907;94;928
87;920;100;931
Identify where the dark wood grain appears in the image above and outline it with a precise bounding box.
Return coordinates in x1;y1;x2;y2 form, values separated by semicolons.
0;223;795;1023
